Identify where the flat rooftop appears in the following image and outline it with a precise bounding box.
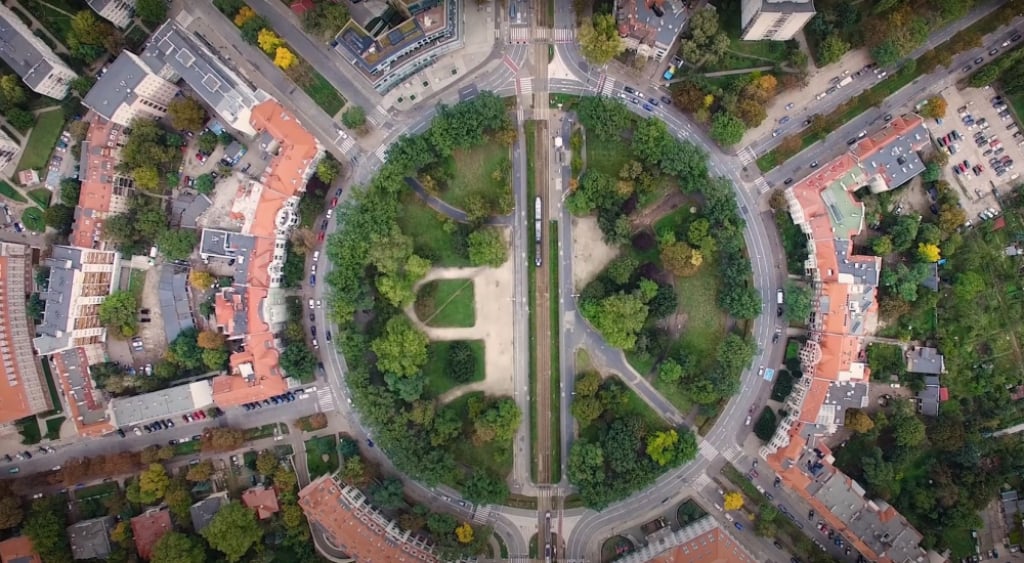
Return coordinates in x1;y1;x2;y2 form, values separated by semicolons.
110;381;213;427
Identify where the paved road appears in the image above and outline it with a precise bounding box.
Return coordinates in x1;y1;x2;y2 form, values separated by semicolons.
746;0;1008;157
763;16;1024;186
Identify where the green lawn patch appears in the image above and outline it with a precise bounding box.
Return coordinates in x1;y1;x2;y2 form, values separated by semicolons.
16;416;40;445
585;134;632;179
0;181;28;203
775;211;809;276
442;143;511;211
447;391;514;481
43;417;64;440
21;0;73;46
27;188;51;208
305;434;339;478
16;110;64;172
244;423;281;441
304;70;346;116
422;340;485;399
173;440;200;456
20;207;44;233
128;269;146;302
620;379;667;431
549;221;561;480
74;481;119;519
525;121;539;482
414;278;475;328
396;194;470;267
673;262;728;373
785;340;800;360
39;359;61;413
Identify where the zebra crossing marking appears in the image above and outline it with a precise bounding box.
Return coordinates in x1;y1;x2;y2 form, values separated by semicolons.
754;177;770;193
373;144;389;162
508;27;529;44
600;76;615;97
738;146;757;165
316;388;335;412
518;77;533;95
552;28;575;43
698;440;719;460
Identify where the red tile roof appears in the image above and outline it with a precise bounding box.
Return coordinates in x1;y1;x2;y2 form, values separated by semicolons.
299;475;438;562
71;115;121;248
647;525;757;563
52;348;113;437
130;509;172;560
242;486;280;519
0;536;41;563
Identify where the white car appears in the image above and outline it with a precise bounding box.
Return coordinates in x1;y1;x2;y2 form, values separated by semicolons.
326;209;333;219
308;299;315;309
725;513;735;522
312;250;320;262
745;415;752;426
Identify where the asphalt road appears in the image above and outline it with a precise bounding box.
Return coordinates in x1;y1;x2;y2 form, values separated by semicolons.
763;16;1024;186
747;1;1008;157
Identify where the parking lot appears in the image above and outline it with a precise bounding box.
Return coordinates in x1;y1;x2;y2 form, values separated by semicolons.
935;84;1024;224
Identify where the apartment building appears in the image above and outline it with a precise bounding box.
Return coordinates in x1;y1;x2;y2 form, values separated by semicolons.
208;100;323;407
0;128;20;172
759;116;931;563
616;0;689;62
70;114;135;248
87;0;136;29
299;474;437;562
0;242;53;427
0;4;77;99
141;21;269;136
333;0;461;93
739;0;816;41
51;347;112;437
35;246;122;363
83;52;179;127
618;516;757;563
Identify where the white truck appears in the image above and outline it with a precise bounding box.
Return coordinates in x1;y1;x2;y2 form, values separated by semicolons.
837;76;854;88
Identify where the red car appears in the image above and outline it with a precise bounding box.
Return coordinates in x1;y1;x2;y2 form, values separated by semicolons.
318;231;326;242
195;152;206;162
194;410;206;420
330;197;338;208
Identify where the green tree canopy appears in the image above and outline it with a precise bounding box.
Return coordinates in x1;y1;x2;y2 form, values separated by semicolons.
577;13;625;64
342;106;367;129
167;97;208;132
156;229;198;261
580;292;649;350
135;0;169;26
372;316;429;376
280;343;318;382
98;291;138;338
151;532;206;563
709;112;746;146
139;463;170;504
467;227;508;266
201;502;263;562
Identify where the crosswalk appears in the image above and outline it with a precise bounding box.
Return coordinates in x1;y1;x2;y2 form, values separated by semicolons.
472;505;491;524
599;75;616;97
722;446;742;463
738;145;757;165
517;76;533;95
754;176;770;193
508;26;529;44
516;108;525;123
338;137;356;153
373;144;389;163
698;440;719;460
552;28;575;43
316;388;335;412
693;473;712;490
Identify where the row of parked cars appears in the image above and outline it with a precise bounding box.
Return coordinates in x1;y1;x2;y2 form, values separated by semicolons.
242;391;297;411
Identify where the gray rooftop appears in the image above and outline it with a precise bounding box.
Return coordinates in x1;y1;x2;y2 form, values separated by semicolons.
810;471;924;562
110;381;213;427
190;493;228;532
216;287;249;338
60;349;108;426
35;246;84;355
752;0;816;13
0;5;65;91
835;243;880;287
860;120;930;191
170;191;212;229
917;386;941;417
199;228;255;286
141;21;266;133
821;381;870;426
158;266;195;342
82;53;157;121
907;346;944;375
67;516;114;560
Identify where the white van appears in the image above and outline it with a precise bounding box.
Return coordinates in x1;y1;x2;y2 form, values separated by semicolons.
313;250;320;262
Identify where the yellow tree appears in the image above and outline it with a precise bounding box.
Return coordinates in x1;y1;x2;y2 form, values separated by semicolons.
724;491;743;511
645;429;679;466
845;408;875;433
197;331;226;350
918;243;941;263
455;522;474;544
921;95;948;120
257;29;284;55
274;47;297;70
234;6;255;27
188;269;215;290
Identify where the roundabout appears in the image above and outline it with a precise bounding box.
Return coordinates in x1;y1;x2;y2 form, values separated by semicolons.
307;6;787;562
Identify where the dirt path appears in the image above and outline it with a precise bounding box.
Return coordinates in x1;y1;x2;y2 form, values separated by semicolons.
571;217;619;292
533;120;553;485
631;189;688;230
405;259;516;402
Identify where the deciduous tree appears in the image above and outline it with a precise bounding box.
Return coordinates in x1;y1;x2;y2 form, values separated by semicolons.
661;241;703;277
342;106;367;129
0;495;22;529
139;463;170;504
189;270;216;290
372;316;429;377
274;47;298;70
99;291;138;338
818;34;851;65
135;0;168;26
257;29;284;54
167;97;208;132
845;408;875;433
201;501;263;562
920;95;948;119
709;112;746;146
156;229;198;261
455;522;474;544
580;292;648;350
724;491;743;510
151;532;205;563
577;13;625;64
917;242;941;263
194;174;215;194
467;227;508;266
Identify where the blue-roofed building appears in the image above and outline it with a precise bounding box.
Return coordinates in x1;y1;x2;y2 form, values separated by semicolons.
332;0;461;93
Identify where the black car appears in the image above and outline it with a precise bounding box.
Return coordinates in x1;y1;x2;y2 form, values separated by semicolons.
975;56;984;64
168;439;178;446
624;86;636;94
326;330;333;342
783;177;794;185
772;332;780;343
320;220;328;230
883;113;893;122
846;137;857;145
774;541;784;549
311;326;318;338
308;312;315;322
317;361;326;375
117;428;126;438
660;96;672;105
776;306;784;317
22;451;31;460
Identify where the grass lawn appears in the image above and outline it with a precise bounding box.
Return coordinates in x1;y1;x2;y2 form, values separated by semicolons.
715;0;791;65
448;391;513;481
549;221;561;480
775;211;809;276
414;279;475;327
673;261;727;373
396;194;470;267
74;481;119;519
16;109;64;172
422;340;485;399
621;380;668;431
305;434;339;478
39;359;61;413
173;441;200;456
0;181;27;203
16;416;40;445
27;188;51;208
526;122;539;482
43;417;64;440
20;207;44;232
585;134;632;179
24;2;73;46
443;143;511;211
303;69;346;116
244;423;282;441
1009;92;1024;126
128;269;146;302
